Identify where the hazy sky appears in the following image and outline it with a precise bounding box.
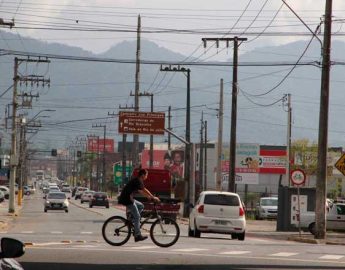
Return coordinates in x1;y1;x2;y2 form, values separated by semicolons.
1;0;345;58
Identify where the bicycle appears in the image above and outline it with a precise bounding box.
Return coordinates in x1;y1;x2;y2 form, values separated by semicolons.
102;202;180;248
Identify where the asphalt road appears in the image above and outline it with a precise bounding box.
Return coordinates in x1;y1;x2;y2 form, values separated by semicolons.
4;191;345;270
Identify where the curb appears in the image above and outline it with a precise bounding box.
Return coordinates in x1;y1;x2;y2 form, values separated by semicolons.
287;236;325;244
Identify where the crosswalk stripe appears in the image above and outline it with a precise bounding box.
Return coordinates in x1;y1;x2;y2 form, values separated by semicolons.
129;246;157;250
80;232;93;234
21;231;34;234
51;231;62;234
220;251;251;255
270;252;298;257
171;248;208;252
319;255;344;260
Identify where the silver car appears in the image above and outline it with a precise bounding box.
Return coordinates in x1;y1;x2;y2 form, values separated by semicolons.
255;197;278;220
44;192;69;213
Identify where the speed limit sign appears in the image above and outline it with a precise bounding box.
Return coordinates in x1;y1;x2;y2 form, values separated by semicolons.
291;169;306;186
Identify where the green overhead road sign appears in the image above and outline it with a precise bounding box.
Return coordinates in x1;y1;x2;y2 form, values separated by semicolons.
113;163;132;185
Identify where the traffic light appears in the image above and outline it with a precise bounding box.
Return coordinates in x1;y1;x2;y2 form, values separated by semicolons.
51;149;57;156
77;151;82;158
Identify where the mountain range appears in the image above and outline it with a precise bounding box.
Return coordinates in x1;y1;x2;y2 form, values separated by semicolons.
0;30;345;150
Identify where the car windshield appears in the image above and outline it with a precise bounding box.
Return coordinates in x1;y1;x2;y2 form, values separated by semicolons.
48;193;66;199
204;194;240;206
261;199;278;206
94;192;107;197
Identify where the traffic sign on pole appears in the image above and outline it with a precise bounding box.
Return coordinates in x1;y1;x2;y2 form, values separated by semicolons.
291;169;306;186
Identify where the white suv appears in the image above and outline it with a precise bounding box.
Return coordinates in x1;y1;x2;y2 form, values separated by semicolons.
189;191;246;240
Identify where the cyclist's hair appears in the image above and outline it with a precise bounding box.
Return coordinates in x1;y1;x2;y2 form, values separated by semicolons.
138;169;148;177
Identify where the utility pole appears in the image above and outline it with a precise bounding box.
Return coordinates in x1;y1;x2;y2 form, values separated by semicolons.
285;94;292;186
92;124;106;192
204;120;208;191
132;15;141;168
130;91;154;168
168;106;172;150
160;65;191;217
199;112;204;192
216;79;224;191
117;105;135;186
202;37;247;192
316;0;333;240
9;57;50;213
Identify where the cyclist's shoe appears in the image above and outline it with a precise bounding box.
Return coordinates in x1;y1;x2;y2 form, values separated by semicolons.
134;235;148;242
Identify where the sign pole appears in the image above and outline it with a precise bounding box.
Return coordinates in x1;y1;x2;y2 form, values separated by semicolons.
297;185;301;237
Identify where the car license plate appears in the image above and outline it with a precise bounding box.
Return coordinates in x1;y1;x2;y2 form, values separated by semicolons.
97;198;103;201
215;220;227;225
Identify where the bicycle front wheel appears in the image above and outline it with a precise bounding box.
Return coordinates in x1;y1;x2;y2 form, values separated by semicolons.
150;217;180;247
102;216;131;246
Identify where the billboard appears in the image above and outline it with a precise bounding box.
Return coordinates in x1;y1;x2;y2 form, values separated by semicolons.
87;138;114;153
141;149;185;180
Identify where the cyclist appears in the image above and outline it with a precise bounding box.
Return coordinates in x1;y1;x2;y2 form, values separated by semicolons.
118;169;160;242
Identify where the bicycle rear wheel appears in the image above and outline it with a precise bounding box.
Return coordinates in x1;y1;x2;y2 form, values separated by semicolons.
150;217;180;247
102;216;131;246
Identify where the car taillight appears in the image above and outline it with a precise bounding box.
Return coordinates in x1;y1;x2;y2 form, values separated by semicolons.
239;207;245;216
198;205;204;214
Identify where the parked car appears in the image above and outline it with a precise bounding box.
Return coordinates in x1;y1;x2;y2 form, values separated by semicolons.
255;197;278;220
189;191;246;240
89;192;110;208
80;191;95;203
75;187;88;200
0;186;9;199
44;192;69;213
300;202;345;234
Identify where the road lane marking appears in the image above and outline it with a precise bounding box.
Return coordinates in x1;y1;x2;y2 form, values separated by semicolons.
80;232;93;234
129;246;157;250
171;248;208;252
0;232;8;234
71;245;96;248
220;251;251;255
24;246;345;265
270;252;298;257
33;242;69;247
51;231;63;234
319;255;344;260
21;231;34;234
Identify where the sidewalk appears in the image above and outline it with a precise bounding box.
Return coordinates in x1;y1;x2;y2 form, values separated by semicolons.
0;196;23;231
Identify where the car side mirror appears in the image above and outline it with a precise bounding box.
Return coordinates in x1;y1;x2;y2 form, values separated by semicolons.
0;238;25;259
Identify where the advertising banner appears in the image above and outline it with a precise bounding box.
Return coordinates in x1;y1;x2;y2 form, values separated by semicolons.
87;138;114;153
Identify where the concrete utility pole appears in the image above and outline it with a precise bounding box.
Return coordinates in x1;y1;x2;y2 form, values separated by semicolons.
204;120;208;190
117;105;135;185
168;106;172;150
216;79;224;191
160;65;191;217
130;91;154;168
315;0;333;240
92;124;107;191
199;112;204;192
9;57;50;213
202;37;247;192
285;94;292;186
132;15;141;167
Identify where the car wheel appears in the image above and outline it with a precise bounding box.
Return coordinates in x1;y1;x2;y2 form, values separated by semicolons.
65;209;69;213
5;194;9;200
106;205;109;208
81;200;83;204
308;222;316;235
44;208;47;213
89;205;93;208
231;233;238;239
237;231;245;241
194;220;201;238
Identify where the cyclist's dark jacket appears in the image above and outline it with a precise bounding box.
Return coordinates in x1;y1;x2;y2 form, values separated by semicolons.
118;177;144;205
